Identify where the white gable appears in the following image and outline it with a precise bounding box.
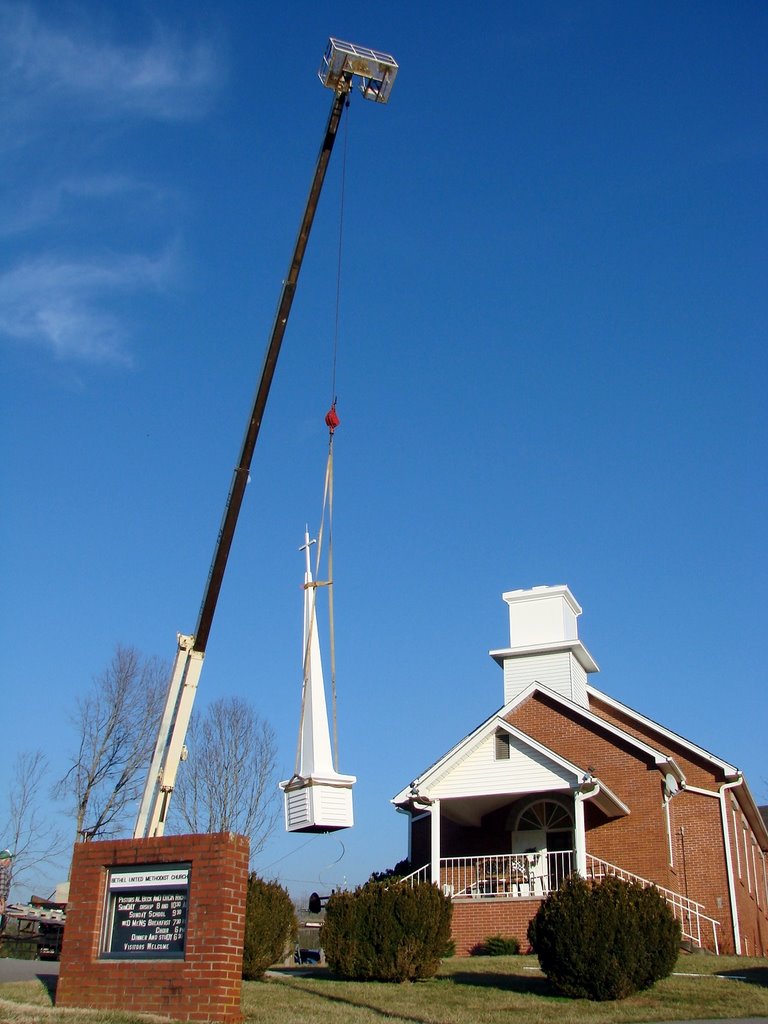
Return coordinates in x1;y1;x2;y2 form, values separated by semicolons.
428;728;575;800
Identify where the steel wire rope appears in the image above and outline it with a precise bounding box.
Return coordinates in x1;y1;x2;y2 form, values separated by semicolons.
326;98;350;772
293;98;350;779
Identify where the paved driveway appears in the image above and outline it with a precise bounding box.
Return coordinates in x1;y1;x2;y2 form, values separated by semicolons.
0;956;59;984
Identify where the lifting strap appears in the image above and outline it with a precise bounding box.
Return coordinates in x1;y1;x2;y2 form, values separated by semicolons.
293;404;340;776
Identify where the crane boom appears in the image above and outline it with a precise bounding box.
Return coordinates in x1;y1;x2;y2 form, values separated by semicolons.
194;86;348;656
134;41;398;840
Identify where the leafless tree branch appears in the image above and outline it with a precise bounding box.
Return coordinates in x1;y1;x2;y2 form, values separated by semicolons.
1;751;66;902
56;644;167;844
168;696;279;858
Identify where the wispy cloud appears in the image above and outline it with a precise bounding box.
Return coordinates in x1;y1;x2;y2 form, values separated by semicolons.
0;4;220;367
0;251;175;365
0;2;222;123
0;174;174;236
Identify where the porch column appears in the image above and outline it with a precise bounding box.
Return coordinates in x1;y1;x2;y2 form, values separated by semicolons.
573;791;587;876
430;799;441;886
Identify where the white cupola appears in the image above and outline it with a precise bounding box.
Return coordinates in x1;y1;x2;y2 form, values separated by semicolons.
489;585;598;708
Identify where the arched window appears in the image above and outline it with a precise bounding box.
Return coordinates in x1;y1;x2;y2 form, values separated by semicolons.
514;798;573;834
511;798;575;890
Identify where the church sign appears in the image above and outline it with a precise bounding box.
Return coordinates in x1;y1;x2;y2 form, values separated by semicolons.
101;864;190;960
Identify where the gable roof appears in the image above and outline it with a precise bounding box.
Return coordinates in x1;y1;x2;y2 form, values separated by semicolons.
391;675;767;846
396;679;680;803
393;713;583;801
585;684;739;776
392;684;633;822
505;680;687;778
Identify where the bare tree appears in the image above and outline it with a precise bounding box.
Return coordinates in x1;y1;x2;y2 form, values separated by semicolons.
1;751;66;903
167;697;279;857
56;645;166;844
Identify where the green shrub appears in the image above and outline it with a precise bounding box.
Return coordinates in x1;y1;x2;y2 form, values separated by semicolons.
242;874;297;980
321;880;453;982
0;937;38;960
527;873;680;1000
471;934;520;956
368;858;412;883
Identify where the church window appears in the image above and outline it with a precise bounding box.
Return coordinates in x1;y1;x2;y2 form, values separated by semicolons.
516;799;573;833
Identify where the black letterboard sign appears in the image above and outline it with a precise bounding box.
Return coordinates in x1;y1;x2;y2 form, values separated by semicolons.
101;863;190;959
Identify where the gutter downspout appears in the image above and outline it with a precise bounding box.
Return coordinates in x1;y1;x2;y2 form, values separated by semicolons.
686;774;743;955
574;780;600;877
719;774;744;956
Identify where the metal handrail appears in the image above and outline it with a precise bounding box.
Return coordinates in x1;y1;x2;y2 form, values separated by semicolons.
586;855;720;954
402;852;721;954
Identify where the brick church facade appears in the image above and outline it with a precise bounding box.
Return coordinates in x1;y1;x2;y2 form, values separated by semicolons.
392;585;768;957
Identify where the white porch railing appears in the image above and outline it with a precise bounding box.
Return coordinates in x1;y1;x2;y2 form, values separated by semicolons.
403;862;430;886
402;851;721;954
585;854;720;955
403;851;573;900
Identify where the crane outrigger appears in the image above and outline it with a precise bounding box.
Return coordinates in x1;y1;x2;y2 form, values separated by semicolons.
134;40;398;840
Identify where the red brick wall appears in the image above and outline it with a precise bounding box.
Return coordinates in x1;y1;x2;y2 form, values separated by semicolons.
726;794;768;957
588;694;725;792
588;695;768;956
57;833;249;1024
677;793;731;947
451;897;542;956
509;692;673;883
503;692;768;956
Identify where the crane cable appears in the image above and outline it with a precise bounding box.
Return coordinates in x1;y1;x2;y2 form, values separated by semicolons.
294;99;350;778
325;93;350;773
293;395;339;778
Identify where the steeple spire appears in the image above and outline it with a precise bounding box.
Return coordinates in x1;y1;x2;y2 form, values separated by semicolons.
280;528;356;832
297;528;334;777
300;526;315;579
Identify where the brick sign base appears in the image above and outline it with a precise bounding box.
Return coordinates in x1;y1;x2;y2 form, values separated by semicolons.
57;832;249;1024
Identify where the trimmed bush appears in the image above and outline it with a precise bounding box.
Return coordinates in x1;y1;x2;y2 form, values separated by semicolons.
242;874;297;980
471;934;520;956
527;873;680;1000
321;880;453;982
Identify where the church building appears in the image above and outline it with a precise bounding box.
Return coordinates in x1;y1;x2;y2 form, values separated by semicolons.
392;585;768;956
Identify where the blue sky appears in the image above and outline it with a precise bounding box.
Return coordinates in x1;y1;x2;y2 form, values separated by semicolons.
2;1;766;902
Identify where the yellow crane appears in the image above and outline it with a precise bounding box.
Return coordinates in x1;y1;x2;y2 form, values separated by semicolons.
134;40;398;840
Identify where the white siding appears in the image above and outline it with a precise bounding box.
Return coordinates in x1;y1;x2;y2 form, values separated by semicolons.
285;789;311;830
316;785;354;826
429;732;573;798
504;651;588;707
284;783;354;831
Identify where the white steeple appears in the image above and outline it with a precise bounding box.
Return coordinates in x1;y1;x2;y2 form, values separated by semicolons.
297;528;335;776
489;585;599;708
279;528;355;833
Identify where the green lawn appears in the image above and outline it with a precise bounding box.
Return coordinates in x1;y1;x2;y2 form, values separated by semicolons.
1;953;767;1024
